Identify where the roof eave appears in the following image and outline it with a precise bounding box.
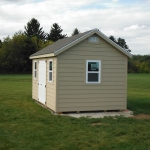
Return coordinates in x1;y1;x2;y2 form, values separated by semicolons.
29;53;54;59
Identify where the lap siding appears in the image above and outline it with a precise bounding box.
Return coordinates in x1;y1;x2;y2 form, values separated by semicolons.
57;37;127;112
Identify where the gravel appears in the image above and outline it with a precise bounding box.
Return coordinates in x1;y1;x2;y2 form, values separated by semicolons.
60;110;133;118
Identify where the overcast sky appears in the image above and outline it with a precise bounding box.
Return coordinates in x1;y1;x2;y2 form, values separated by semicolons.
0;0;150;55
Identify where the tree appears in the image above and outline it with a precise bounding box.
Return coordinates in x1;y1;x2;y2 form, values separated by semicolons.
0;39;2;48
72;28;80;36
47;23;67;42
0;31;52;74
109;35;117;44
109;36;131;52
24;18;46;40
139;62;150;73
117;37;128;49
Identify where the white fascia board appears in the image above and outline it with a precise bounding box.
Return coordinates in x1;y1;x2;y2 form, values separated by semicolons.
29;53;54;59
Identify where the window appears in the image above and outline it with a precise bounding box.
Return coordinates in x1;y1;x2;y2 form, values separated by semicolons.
34;61;37;78
89;36;98;42
49;60;53;82
86;60;101;83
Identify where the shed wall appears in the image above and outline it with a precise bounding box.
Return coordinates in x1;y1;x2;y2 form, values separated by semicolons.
57;36;128;112
32;57;57;112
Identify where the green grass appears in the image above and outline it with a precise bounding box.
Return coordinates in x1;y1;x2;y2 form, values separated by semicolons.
0;74;150;150
127;74;150;114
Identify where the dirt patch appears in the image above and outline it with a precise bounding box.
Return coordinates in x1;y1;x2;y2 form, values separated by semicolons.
133;114;150;119
91;122;109;126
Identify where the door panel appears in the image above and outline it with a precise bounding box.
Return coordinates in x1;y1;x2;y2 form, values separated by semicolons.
38;60;46;104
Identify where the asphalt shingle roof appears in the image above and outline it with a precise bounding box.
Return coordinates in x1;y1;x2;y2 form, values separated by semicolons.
30;30;92;57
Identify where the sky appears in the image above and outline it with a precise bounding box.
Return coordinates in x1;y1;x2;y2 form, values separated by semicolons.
0;0;150;55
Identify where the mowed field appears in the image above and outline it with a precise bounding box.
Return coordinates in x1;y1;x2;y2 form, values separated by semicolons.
0;74;150;150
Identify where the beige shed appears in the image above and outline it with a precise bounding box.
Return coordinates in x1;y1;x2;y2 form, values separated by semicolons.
30;29;132;113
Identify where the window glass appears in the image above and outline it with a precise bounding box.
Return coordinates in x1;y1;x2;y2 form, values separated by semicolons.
88;73;99;82
49;72;52;81
35;62;37;69
34;61;37;78
49;60;52;82
49;61;52;71
35;70;36;78
88;62;99;71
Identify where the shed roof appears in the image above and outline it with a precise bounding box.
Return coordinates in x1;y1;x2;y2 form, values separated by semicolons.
30;29;132;59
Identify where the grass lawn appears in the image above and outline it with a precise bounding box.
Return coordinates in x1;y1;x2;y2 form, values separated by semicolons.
0;74;150;150
127;74;150;114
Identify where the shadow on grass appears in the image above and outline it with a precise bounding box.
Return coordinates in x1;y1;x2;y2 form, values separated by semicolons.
128;97;150;115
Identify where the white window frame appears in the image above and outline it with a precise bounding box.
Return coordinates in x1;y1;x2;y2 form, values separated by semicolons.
49;60;53;82
89;36;98;42
86;60;101;84
34;61;37;78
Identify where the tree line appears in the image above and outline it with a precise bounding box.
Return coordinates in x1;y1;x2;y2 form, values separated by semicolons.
0;18;149;74
0;18;80;74
108;36;150;73
128;55;150;73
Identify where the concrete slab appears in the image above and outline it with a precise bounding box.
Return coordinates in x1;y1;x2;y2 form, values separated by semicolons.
60;110;133;118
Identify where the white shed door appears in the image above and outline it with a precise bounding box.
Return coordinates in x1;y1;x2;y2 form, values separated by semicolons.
38;60;46;104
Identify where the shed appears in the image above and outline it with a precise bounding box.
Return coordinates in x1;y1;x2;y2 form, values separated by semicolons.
30;29;132;113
